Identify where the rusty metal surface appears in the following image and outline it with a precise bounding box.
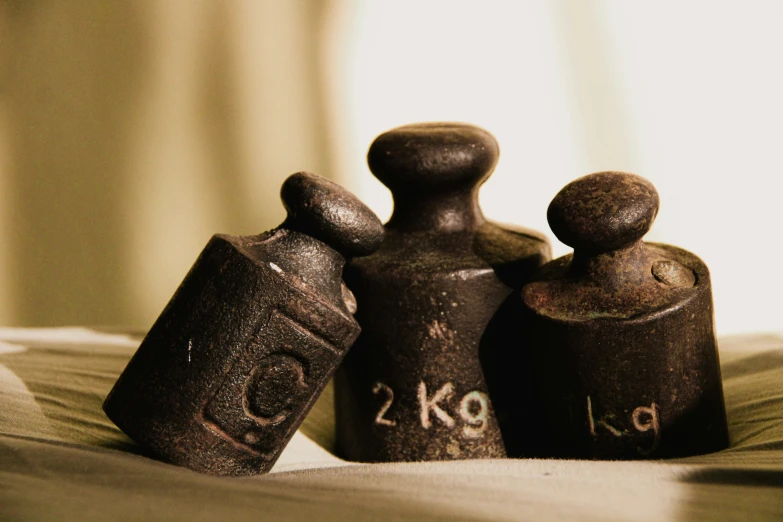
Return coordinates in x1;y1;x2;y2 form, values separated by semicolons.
516;171;729;459
103;172;384;475
334;123;551;462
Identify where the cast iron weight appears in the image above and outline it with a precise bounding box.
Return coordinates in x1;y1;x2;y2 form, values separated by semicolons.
103;172;384;475
519;171;729;459
334;122;551;462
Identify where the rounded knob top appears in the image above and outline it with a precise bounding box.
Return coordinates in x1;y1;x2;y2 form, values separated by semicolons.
367;122;499;195
547;171;659;253
281;172;384;257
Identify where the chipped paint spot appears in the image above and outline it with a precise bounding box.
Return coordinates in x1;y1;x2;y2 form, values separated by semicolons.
427;320;455;344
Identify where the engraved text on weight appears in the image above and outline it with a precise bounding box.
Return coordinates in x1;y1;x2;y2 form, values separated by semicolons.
372;381;489;438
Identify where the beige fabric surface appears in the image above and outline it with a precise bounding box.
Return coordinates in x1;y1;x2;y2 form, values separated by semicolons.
0;327;781;521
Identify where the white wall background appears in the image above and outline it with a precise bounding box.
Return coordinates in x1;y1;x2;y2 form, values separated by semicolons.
0;0;780;335
321;0;783;336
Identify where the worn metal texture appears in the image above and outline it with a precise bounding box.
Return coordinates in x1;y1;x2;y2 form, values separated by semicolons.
103;172;384;475
518;171;729;459
334;123;551;462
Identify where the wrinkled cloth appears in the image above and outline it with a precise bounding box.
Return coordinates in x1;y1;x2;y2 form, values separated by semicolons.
0;327;781;521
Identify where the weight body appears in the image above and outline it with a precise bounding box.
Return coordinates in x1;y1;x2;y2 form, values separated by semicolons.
336;266;509;462
524;246;728;458
105;232;359;475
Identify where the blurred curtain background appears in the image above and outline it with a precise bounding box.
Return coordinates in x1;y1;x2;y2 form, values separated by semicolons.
0;0;780;335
